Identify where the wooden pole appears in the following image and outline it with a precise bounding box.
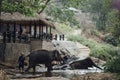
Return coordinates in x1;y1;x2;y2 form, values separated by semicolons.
34;22;37;38
13;23;16;43
29;22;32;36
39;22;41;39
0;0;2;32
0;21;1;32
46;26;48;34
50;27;52;34
41;24;43;40
0;0;2;16
19;24;22;42
3;31;6;43
6;23;11;43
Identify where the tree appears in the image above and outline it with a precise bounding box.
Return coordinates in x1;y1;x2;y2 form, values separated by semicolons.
82;0;113;31
45;0;81;27
1;0;51;16
0;0;3;15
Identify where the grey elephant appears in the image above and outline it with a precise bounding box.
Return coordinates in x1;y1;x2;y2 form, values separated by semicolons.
25;49;62;73
70;57;102;70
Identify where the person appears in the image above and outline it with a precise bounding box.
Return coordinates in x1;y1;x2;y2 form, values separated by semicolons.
18;53;25;72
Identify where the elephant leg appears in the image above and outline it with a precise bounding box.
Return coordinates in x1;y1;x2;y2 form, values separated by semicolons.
25;63;35;72
48;66;52;72
25;66;31;72
46;63;52;72
33;65;36;74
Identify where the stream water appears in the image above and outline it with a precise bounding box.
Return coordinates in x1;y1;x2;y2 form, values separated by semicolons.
12;66;103;79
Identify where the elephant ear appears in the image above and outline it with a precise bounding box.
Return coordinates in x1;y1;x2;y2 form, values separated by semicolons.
53;50;60;60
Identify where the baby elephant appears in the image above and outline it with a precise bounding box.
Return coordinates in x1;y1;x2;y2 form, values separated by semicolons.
70;57;102;70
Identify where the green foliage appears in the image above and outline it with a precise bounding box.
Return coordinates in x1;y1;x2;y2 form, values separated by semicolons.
91;44;117;60
86;0;113;31
104;34;118;46
1;0;48;16
67;34;117;60
60;0;82;9
91;29;100;37
106;9;120;45
45;0;79;27
67;34;85;42
79;0;120;45
59;23;73;33
105;55;120;73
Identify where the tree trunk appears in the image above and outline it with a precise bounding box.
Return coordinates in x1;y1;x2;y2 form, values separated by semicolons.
38;0;51;14
0;0;2;16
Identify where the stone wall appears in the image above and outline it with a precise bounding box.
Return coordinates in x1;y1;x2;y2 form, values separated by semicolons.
42;41;56;50
30;40;42;51
0;43;30;63
0;43;6;61
0;40;54;64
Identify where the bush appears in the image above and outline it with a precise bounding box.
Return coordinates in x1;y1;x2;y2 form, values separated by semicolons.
90;44;117;60
67;34;86;42
91;29;100;37
59;23;73;33
104;34;118;46
104;56;120;73
67;34;117;61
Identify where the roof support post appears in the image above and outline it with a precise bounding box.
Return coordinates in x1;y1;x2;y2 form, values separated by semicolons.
46;26;48;34
3;27;6;43
6;23;11;43
49;27;52;40
34;22;37;38
45;26;48;40
38;22;41;40
50;27;51;34
41;24;43;40
29;22;32;37
19;24;22;43
0;21;1;32
13;23;16;43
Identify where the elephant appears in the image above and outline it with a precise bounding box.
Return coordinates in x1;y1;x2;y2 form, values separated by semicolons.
25;49;62;73
70;57;102;70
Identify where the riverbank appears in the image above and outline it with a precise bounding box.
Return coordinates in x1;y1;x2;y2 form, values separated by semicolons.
72;73;118;80
10;72;118;80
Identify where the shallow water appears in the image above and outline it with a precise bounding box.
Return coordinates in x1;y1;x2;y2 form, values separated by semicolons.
13;67;103;79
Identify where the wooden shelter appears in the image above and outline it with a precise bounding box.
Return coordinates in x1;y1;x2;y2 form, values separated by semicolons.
0;12;55;43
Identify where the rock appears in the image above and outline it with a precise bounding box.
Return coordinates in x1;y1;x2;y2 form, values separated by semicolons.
52;41;90;59
0;70;10;80
91;57;106;65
